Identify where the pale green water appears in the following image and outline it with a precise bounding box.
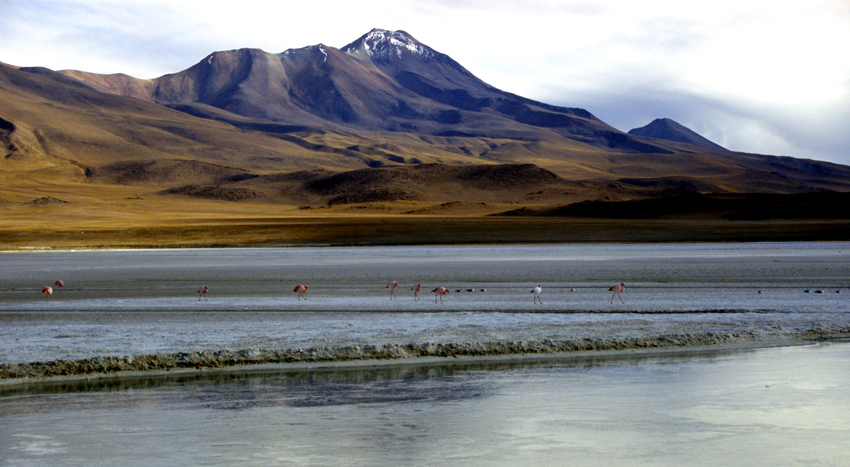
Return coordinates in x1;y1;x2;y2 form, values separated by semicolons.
2;342;849;467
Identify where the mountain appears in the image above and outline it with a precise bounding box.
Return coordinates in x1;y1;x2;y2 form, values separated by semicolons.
3;28;850;219
57;29;672;154
628;118;726;152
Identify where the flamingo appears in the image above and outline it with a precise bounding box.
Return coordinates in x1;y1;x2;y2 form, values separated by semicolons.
432;286;449;304
197;285;208;301
387;281;398;299
294;284;308;300
531;285;542;304
411;283;421;300
609;282;625;304
54;279;64;292
42;286;53;300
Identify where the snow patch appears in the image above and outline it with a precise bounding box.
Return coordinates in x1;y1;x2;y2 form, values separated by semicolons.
345;29;436;61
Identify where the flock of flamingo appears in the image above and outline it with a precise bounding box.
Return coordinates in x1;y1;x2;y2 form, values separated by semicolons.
40;280;628;304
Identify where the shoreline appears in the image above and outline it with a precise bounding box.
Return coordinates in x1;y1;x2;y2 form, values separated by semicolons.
2;238;848;256
4;328;849;389
2;237;848;253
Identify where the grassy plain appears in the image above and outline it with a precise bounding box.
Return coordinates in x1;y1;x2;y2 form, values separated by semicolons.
3;195;848;250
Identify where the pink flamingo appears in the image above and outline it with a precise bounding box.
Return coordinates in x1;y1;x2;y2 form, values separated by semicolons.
42;286;53;300
609;282;625;304
387;281;399;299
411;283;421;300
432;286;449;304
531;285;542;304
197;285;208;301
54;279;64;292
294;284;308;300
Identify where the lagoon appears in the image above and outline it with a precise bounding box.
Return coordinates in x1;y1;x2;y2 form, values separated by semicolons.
1;243;849;465
2;343;849;466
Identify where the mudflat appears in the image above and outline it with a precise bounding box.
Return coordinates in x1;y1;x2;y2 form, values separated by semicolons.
2;243;848;381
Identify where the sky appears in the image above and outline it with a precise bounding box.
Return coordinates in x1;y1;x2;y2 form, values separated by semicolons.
2;0;849;165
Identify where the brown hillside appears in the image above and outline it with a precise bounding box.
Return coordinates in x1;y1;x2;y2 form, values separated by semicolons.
2;29;850;248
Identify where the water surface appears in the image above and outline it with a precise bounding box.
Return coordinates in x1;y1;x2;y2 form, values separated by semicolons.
2;343;848;467
1;243;849;466
1;243;848;364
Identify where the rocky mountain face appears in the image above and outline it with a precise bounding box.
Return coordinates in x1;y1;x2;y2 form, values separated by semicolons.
58;29;672;154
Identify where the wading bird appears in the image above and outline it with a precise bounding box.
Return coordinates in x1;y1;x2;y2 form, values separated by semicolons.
294;284;308;300
432;286;449;304
197;285;208;301
411;283;421;300
531;285;542;304
54;279;64;292
609;282;625;304
42;286;53;300
387;281;398;299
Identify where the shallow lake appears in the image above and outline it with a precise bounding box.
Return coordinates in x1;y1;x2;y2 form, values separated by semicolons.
1;242;848;363
2;242;849;312
1;243;849;465
2;342;849;466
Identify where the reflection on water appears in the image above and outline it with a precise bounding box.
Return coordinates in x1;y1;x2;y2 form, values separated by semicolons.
2;343;849;467
1;354;640;409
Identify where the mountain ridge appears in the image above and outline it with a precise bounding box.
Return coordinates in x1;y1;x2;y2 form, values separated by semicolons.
2;29;850;216
52;28;671;154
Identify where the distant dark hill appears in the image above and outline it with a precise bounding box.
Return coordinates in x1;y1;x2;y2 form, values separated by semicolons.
629;118;726;151
89;159;254;186
182;162;587;206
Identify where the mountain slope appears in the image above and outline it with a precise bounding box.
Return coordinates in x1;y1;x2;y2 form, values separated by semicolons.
58;29;673;154
0;62;458;198
0;59;619;209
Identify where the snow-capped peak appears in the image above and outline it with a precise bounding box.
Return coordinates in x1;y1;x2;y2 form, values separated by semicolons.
342;29;437;61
